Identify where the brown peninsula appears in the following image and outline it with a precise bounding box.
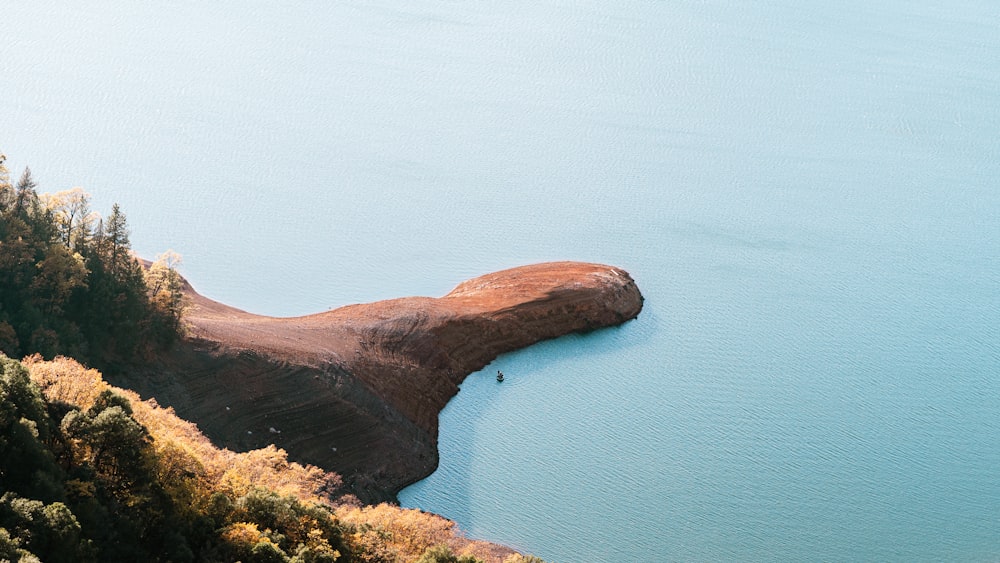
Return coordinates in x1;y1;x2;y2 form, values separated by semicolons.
115;262;643;503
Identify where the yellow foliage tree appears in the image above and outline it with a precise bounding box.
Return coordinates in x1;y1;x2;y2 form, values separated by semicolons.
30;244;88;316
24;355;109;410
25;356;332;505
23;356;540;563
337;504;475;562
38;187;99;250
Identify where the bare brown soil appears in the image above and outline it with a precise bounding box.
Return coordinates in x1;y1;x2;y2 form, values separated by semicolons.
111;262;643;503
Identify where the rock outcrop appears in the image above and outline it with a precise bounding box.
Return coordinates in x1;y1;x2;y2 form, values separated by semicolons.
112;262;643;502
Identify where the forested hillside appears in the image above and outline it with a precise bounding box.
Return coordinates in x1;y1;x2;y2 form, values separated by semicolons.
0;153;183;369
1;355;541;562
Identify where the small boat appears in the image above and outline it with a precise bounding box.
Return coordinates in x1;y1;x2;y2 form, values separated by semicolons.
497;370;504;382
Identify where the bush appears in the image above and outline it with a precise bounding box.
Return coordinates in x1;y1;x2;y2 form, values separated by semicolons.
416;544;483;563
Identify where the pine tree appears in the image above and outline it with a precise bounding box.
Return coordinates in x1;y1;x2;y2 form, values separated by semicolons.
14;167;40;217
102;203;131;283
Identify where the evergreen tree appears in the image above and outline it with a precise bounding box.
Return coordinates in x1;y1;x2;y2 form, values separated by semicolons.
0;151;181;365
14;167;39;216
67;202;154;366
101;203;131;283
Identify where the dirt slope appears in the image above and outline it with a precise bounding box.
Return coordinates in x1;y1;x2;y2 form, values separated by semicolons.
113;261;643;502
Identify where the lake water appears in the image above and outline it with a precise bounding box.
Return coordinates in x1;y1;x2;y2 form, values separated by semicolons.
4;2;1000;560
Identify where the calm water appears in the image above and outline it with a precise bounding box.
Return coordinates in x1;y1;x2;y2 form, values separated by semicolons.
4;2;1000;560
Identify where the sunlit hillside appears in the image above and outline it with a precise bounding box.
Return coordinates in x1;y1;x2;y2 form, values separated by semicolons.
0;354;541;562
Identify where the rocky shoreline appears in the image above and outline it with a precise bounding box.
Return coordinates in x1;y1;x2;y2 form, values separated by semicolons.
111;262;643;503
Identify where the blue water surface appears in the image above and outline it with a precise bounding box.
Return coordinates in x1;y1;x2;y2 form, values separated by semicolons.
4;2;999;561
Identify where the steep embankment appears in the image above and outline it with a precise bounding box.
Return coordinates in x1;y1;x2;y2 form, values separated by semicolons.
112;262;643;502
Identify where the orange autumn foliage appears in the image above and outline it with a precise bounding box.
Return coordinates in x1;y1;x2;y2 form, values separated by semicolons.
336;504;518;563
24;355;332;505
22;355;537;562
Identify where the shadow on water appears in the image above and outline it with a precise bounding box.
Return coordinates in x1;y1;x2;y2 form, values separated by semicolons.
400;307;658;550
